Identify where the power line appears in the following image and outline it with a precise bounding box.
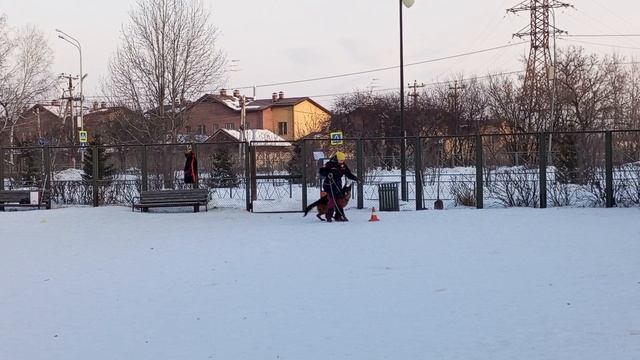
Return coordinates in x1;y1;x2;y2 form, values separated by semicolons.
230;42;528;90
310;70;525;99
559;37;640;50
564;34;640;38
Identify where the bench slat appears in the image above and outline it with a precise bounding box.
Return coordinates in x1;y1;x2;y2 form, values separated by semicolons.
134;202;206;207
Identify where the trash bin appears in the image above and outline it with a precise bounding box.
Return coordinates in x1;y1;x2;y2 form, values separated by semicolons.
378;182;400;211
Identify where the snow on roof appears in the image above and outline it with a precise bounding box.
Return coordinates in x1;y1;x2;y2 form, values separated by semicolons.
220;98;242;111
220;129;291;146
176;134;210;143
85;107;112;114
196;94;318;113
54;168;84;181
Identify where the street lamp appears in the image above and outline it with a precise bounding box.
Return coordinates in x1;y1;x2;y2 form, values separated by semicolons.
55;29;85;134
547;7;562;160
399;0;414;201
549;8;557;132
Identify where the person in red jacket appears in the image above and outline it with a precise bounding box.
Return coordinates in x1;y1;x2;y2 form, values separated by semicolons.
184;145;198;187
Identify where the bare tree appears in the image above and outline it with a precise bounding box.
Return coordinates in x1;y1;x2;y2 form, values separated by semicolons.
0;19;54;148
556;47;617;131
0;15;10;73
105;0;226;144
627;62;640;129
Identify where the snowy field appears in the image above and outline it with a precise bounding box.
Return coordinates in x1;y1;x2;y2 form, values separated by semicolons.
1;206;639;360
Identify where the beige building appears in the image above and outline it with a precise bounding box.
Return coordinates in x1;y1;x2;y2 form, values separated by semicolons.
181;90;331;141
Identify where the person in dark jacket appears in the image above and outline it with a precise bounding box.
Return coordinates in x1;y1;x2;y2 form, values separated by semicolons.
184;145;198;187
319;151;360;222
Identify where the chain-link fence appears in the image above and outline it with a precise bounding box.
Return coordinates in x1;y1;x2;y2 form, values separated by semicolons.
1;130;639;211
249;140;300;213
612;131;640;207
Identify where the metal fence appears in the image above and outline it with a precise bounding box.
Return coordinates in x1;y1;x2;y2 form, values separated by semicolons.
1;130;639;212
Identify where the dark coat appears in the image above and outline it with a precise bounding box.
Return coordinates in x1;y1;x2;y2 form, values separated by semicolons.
319;157;358;197
184;151;198;184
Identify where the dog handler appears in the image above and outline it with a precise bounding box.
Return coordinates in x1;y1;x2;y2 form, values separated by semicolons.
319;151;360;222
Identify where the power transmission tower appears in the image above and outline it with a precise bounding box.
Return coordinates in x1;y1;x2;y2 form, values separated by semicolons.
508;0;571;131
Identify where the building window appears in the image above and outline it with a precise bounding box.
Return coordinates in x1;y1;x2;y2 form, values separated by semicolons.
185;126;192;134
277;121;288;135
196;125;206;135
213;123;219;131
225;123;235;130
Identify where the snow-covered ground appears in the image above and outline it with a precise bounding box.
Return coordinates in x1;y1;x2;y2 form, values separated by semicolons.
1;206;639;360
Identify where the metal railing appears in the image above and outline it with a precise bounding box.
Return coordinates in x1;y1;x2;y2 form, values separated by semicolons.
2;130;639;211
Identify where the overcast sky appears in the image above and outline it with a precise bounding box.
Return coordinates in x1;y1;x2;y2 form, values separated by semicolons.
3;0;640;108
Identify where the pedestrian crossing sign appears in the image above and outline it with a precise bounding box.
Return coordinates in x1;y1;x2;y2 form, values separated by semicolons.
79;131;88;143
330;131;343;145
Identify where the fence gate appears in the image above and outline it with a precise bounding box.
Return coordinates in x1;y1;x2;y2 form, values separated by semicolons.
249;140;303;213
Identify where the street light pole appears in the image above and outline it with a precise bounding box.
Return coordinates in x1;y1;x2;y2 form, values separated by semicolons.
548;7;558;161
399;0;414;202
56;29;84;133
550;8;557;132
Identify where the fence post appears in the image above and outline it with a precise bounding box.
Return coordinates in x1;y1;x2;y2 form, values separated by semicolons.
414;137;423;210
92;145;99;207
0;147;4;190
605;131;614;208
192;142;199;189
44;147;51;191
357;139;364;209
475;134;484;209
245;142;251;211
539;132;547;209
142;145;148;192
301;140;308;211
250;145;257;202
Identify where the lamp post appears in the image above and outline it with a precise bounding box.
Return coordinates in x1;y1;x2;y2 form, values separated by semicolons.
56;29;84;135
399;0;414;201
547;7;559;160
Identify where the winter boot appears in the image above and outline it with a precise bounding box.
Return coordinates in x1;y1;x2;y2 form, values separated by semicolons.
326;208;334;223
334;208;348;222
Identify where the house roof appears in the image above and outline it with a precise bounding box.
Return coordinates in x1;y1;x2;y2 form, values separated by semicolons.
146;102;193;116
205;129;291;146
84;106;137;118
28;104;64;118
190;93;330;114
25;102;98;119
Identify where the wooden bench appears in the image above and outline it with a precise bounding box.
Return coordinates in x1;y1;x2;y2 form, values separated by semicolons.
0;190;51;211
132;189;209;213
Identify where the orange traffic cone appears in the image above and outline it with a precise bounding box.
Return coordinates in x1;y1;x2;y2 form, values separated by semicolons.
369;207;380;222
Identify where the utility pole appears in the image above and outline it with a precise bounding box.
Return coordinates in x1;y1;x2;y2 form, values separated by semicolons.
239;95;247;162
35;107;41;139
59;73;79;167
408;80;425;109
448;80;466;134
